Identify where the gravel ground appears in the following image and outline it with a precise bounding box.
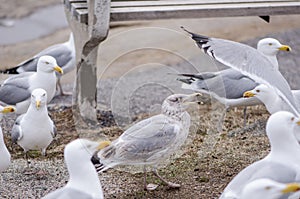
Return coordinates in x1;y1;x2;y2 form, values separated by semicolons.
1;104;270;199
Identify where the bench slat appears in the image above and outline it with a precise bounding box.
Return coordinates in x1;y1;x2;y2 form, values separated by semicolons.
111;0;296;7
111;1;300;21
64;0;300;24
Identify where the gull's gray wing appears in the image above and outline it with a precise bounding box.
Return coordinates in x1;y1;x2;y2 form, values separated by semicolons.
42;187;99;199
1;40;74;74
36;43;74;72
0;73;33;105
182;27;299;115
292;90;300;109
178;69;258;99
100;115;180;163
220;160;298;199
11;114;24;143
120;114;172;139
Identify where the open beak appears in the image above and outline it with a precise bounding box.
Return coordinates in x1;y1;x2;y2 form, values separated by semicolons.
243;91;255;98
278;45;292;52
282;183;300;194
36;100;41;109
182;93;202;104
97;140;111;150
1;106;16;113
53;65;64;74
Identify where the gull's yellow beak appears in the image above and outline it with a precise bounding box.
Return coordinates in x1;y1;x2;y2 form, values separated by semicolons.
36;100;41;109
97;140;111;150
296;120;300;126
278;45;292;52
1;106;16;113
281;183;300;194
53;65;64;74
243;91;255;98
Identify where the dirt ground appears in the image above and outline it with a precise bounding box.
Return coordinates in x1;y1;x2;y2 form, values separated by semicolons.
1;0;300;199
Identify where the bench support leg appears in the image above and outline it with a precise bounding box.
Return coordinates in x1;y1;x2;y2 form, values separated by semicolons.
75;46;99;124
64;0;110;130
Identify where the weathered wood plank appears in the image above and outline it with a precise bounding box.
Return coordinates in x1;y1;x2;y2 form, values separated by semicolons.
111;0;297;8
65;0;300;24
65;0;87;10
71;3;88;18
110;2;300;21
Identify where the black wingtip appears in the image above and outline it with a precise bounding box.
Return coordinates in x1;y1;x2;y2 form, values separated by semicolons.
0;66;20;74
176;77;195;85
180;26;210;45
180;26;193;35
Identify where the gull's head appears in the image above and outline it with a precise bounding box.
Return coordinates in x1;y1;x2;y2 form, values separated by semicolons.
0;105;16;114
65;139;111;162
241;178;300;199
266;111;298;145
257;38;291;56
162;93;201;114
37;55;64;74
243;84;273;102
31;88;47;110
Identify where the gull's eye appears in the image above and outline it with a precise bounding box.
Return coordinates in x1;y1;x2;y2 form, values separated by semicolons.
269;43;273;46
256;89;260;93
42;93;46;97
169;97;178;102
291;117;295;121
31;94;34;98
45;61;49;64
265;186;272;190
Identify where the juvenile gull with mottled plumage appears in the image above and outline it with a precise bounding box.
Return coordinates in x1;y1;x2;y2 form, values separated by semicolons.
92;93;201;190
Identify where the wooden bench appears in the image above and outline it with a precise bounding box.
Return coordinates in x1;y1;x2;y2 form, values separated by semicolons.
63;0;300;126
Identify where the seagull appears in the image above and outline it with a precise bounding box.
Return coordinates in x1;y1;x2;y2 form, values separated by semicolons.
181;27;299;116
177;69;259;126
240;178;300;199
92;93;201;190
0;105;16;172
176;37;291;126
0;55;63;114
219;111;300;199
11;88;56;162
42;139;111;199
243;84;300;114
0;33;75;96
243;85;300;142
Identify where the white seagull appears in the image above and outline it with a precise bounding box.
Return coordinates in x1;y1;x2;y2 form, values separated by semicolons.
11;88;56;161
0;55;63;114
243;84;300;114
176;37;291;114
181;27;299;116
0;105;16;172
0;33;74;95
240;178;300;199
42;139;110;199
219;111;300;199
